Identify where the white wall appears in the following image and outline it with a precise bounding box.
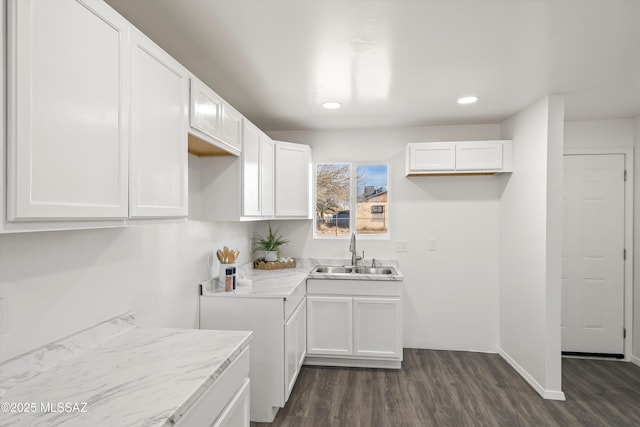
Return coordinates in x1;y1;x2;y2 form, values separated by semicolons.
0;156;255;362
499;96;564;399
634;115;640;365
268;124;503;352
565;119;635;149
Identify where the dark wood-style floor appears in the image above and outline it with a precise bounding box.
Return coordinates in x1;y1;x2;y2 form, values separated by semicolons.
253;349;640;427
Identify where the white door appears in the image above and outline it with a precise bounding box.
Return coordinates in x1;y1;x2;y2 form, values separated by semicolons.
242;121;261;216
260;136;275;217
562;154;625;355
130;31;189;218
274;142;311;217
306;296;352;356
353;297;402;358
8;0;129;220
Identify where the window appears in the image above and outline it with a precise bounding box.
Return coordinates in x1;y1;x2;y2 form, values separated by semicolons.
315;163;388;238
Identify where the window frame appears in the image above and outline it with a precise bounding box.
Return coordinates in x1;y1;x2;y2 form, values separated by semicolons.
313;161;390;240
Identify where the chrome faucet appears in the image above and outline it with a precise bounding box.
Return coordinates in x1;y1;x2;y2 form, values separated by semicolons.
349;232;364;266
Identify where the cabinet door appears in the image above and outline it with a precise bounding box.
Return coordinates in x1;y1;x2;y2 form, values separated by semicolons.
190;78;222;140
260;137;275;217
296;300;307;369
242;121;261;216
455;141;503;171
307;296;352;356
7;0;129;220
221;103;242;152
353;297;402;358
274;142;311;217
212;378;250;427
130;31;188;217
408;143;455;172
284;298;306;401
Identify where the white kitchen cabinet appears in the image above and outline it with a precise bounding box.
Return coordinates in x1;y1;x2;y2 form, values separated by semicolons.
221;102;243;153
407;143;455;173
306;279;403;369
353;297;402;359
284;298;306;401
307;296;353;356
188;77;242;157
242;121;262;217
175;347;250;427
200;284;306;422
6;0;130;221
274;141;312;218
211;379;250;427
200;119;276;220
129;30;189;218
261;137;275;217
405;140;513;175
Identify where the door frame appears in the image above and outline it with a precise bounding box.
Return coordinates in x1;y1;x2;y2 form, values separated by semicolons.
564;147;634;360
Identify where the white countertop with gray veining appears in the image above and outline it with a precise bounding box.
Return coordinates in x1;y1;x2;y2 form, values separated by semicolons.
0;314;251;427
200;258;403;299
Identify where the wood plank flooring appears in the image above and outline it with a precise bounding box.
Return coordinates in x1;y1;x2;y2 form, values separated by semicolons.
252;349;640;427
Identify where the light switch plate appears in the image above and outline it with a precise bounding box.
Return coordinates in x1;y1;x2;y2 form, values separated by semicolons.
429;239;438;251
395;240;409;252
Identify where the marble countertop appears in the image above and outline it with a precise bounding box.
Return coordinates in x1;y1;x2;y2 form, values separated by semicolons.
201;258;403;299
0;314;251;427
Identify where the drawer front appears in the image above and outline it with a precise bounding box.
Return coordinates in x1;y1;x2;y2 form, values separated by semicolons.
306;279;402;297
174;346;250;427
284;281;306;320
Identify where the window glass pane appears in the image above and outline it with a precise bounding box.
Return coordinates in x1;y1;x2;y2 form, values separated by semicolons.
315;163;351;237
356;164;388;235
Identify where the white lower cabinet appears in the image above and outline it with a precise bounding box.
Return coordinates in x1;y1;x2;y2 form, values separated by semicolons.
200;285;306;423
307;296;353;356
175;346;250;427
353;297;403;358
284;298;306;401
212;379;250;427
306;279;403;369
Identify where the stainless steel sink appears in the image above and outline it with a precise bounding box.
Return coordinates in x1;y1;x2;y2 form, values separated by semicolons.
311;265;397;276
353;267;397;275
313;266;353;274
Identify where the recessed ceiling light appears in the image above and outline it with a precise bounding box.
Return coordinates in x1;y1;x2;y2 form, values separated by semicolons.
322;101;342;110
457;96;478;105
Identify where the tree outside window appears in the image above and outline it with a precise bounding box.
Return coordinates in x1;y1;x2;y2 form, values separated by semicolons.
315;163;388;238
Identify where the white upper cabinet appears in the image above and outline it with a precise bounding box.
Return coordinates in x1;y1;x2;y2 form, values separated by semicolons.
274;141;311;218
260;137;275;217
7;0;130;220
221;103;243;153
406;140;513;175
407;143;455;173
455;141;505;171
188;77;241;156
242;120;262;217
190;78;222;139
129;30;189;218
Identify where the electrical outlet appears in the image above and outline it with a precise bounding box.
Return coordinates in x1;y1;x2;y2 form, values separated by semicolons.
395;240;409;252
429;239;438;251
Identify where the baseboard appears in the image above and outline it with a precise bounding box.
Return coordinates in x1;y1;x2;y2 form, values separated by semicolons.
304;356;402;369
498;347;566;401
403;345;498;354
631;355;640;367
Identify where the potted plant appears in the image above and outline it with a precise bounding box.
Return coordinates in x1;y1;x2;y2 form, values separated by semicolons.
255;223;289;262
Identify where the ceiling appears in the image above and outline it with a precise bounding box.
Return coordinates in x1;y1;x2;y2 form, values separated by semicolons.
105;0;640;131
